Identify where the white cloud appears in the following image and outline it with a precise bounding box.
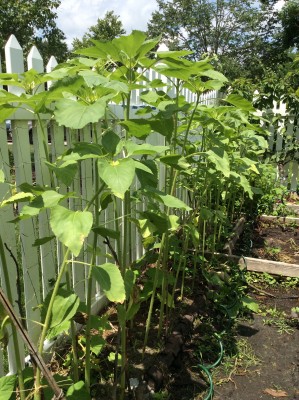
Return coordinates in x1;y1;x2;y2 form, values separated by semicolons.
56;0;158;48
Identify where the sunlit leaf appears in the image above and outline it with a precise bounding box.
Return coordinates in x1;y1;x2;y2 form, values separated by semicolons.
50;206;93;256
66;381;91;400
0;375;16;400
97;158;135;199
92;263;125;303
206;148;230;177
54;98;107;129
224;94;256;112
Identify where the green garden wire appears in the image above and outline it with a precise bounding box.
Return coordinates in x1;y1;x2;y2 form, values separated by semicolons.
197;334;224;400
197;258;249;400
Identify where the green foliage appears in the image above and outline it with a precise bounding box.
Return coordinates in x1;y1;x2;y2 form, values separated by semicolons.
50;206;93;256
147;0;285;80
72;10;126;51
92;263;126;303
0;375;16;400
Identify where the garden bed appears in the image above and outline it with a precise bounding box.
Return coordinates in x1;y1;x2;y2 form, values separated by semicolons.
232;216;299;278
74;271;299;400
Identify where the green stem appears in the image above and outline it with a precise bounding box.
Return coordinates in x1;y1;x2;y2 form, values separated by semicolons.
65;254;79;382
182;93;201;155
85;123;102;391
0;236;26;400
84;230;97;391
143;233;166;352
158;233;170;337
34;249;70;400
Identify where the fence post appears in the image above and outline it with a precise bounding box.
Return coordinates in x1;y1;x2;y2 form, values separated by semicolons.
5;36;42;345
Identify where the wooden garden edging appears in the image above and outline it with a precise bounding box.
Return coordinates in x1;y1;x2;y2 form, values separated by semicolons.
216;215;299;278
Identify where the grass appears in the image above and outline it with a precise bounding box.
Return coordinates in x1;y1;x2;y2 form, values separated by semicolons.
214;338;260;386
246;271;299;289
259;306;295;334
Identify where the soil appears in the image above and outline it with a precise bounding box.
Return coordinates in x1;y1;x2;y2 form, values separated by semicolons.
238;219;299;265
84;273;299;400
214;287;299;400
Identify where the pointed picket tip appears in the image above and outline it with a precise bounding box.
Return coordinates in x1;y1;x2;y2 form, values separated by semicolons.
5;34;22;50
27;46;44;73
5;34;24;81
46;56;58;88
28;46;43;62
46;56;58;73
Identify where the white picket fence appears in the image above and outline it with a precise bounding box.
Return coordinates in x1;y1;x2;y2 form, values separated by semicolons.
0;35;298;376
257;101;299;191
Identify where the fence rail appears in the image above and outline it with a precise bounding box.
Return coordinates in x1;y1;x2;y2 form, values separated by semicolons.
0;35;298;376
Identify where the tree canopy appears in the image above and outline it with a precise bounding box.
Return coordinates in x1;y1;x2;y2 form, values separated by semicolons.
0;0;68;65
71;11;126;51
147;0;297;81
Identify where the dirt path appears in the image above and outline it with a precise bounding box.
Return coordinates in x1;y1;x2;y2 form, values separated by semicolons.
214;290;299;400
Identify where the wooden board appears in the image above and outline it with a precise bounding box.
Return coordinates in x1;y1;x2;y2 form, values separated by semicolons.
212;253;299;278
260;214;299;224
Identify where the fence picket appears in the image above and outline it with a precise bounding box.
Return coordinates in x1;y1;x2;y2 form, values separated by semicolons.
0;122;26;373
5;35;24;95
11;120;41;344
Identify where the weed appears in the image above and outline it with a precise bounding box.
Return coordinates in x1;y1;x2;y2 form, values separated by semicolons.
264;245;281;260
260;307;294;334
246;271;299;290
214;338;260;385
246;271;277;288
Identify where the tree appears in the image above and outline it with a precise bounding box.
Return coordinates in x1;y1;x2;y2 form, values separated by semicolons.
72;11;126;51
147;0;283;81
0;0;68;65
279;0;299;50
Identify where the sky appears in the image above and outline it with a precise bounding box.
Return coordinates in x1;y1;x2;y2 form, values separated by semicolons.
56;0;286;49
56;0;158;48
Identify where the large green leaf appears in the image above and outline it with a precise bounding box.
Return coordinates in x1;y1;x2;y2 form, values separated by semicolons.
92;263;125;303
160;154;190;170
135;160;158;188
224;94;256;112
97;158;135;199
0;375;16;400
50;206;93;256
206;148;230;177
125;142;168;156
21;191;65;217
0;104;17;122
102;129;121;155
66;381;91;400
54;98;107;129
90;336;106;356
120;119;152;138
45;288;80;340
1;192;34;207
92;225;120;240
242;296;259;313
145;188;192;211
62;142;103;162
46;160;78;186
113;30;148;59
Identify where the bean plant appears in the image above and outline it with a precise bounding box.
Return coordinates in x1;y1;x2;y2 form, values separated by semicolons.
0;31;268;399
